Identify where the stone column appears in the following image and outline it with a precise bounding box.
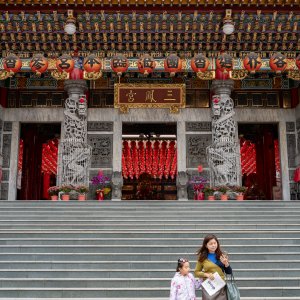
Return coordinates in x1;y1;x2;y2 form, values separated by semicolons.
7;122;19;200
208;80;241;187
176;121;188;200
58;80;91;187
111;119;123;200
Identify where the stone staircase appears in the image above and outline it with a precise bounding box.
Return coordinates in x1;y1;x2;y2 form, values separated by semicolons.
0;200;299;299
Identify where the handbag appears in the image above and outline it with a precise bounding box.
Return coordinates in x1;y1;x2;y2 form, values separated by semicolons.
226;274;240;300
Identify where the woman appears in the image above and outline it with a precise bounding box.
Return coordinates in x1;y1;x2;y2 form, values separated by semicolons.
194;234;232;300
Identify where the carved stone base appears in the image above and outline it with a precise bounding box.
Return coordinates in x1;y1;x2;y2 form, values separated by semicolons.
176;171;188;200
111;171;123;200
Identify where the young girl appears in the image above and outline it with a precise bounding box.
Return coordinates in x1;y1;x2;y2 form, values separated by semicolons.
194;234;232;300
170;258;201;300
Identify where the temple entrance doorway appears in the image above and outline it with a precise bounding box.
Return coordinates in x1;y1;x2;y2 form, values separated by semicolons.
121;122;177;200
17;123;61;200
238;123;281;200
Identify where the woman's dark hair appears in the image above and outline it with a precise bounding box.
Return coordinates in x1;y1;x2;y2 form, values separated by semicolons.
176;258;189;272
196;234;223;262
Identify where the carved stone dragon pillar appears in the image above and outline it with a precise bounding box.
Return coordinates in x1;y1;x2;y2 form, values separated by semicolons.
207;80;241;187
58;80;92;187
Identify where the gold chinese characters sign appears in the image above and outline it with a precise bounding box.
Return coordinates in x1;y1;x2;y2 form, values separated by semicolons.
114;84;186;113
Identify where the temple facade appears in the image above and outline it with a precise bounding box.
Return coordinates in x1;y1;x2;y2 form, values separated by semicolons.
0;4;299;201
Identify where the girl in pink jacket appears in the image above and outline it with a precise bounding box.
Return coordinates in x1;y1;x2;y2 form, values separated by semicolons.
170;258;202;300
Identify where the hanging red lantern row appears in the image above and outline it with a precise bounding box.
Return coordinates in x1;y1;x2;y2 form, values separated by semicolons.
152;141;160;178
240;139;257;175
243;52;262;74
164;141;175;179
295;54;300;70
274;140;281;174
137;54;156;75
170;148;177;180
83;54;102;73
18;139;24;171
164;54;182;77
3;54;22;73
269;52;287;74
111;54;129;76
30;54;48;75
56;54;75;73
131;141;140;178
145;141;153;175
122;152;128;179
158;141;167;179
124;141;134;179
216;53;233;73
41;139;58;175
138;141;146;175
191;54;210;73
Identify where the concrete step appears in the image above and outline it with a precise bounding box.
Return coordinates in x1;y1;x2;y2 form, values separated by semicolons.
1;237;298;245
0;287;299;298
0;260;299;269
0;230;299;239
1;224;300;229
0;244;298;253
0;252;297;261
0;269;298;278
0;277;299;288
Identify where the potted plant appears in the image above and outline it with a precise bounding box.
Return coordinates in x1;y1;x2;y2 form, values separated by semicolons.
76;185;89;201
203;186;216;201
189;174;207;201
91;170;111;201
48;186;60;201
217;186;230;201
60;185;73;201
234;186;247;201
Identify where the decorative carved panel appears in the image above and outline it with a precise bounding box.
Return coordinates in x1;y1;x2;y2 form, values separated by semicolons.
186;122;212;132
88;134;113;168
186;134;212;168
0;183;8;200
3;122;12;132
2;134;11;168
87;122;114;132
286;122;296;133
286;134;296;168
1;170;9;182
297;118;300;130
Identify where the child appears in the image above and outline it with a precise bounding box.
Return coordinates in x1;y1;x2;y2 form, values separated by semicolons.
170;258;202;300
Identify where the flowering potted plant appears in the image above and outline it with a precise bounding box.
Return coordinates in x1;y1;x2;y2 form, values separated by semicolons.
217;186;230;201
76;185;89;201
91;170;111;201
203;186;216;201
48;186;60;201
60;185;73;201
189;175;207;201
234;186;247;201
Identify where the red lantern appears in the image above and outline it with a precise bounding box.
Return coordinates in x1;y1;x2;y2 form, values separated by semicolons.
3;54;22;73
295;54;300;70
30;54;48;75
111;55;129;76
269;52;287;74
164;54;182;76
216;53;233;73
191;54;210;73
56;54;74;73
83;54;102;73
243;52;262;74
137;54;156;75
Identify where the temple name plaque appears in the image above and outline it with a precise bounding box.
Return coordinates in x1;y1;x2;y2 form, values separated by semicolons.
114;83;185;113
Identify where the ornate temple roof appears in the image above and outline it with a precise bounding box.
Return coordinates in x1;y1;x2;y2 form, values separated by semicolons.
0;10;299;57
0;0;299;7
